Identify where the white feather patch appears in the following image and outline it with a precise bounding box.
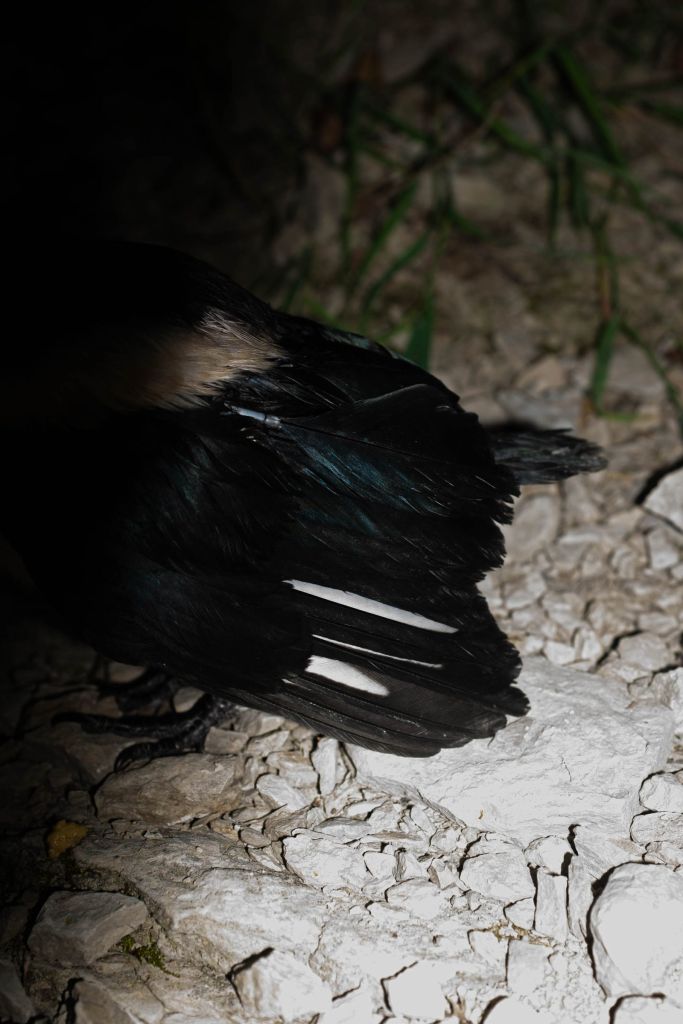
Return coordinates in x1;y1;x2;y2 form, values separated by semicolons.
313;635;442;669
307;656;390;696
286;580;457;634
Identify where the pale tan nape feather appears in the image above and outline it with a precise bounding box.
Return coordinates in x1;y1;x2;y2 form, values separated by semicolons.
3;313;281;425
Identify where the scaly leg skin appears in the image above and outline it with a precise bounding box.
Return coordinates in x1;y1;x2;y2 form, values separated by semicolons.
54;693;233;770
94;665;180;713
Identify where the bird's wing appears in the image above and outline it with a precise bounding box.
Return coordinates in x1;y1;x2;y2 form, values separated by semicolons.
65;378;526;757
225;382;525;754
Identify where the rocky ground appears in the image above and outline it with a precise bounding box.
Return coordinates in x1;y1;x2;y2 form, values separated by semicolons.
2;7;683;1024
2;270;682;1024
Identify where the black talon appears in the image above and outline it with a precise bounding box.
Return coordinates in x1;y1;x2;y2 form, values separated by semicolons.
55;694;233;768
95;667;179;713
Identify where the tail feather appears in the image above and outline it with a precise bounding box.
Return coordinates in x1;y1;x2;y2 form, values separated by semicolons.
487;428;606;485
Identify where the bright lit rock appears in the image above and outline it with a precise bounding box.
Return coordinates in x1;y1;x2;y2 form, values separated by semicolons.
95;754;239;825
316;983;377;1024
28;891;148;966
383;960;449;1019
506;940;550;994
631;812;683;846
282;834;368;889
385;879;448;920
589;863;683;1001
348;658;675;846
640;773;683;813
460;844;534;903
533;873;568;943
611;995;683;1024
231;948;332;1019
256;773;310;811
644;466;683;533
525;836;572;875
311;737;339;796
481;995;553;1023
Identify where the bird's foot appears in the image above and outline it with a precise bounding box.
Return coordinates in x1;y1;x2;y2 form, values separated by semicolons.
54;693;233;770
94;665;179;713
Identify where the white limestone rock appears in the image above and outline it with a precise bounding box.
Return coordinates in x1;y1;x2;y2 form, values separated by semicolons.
631;812;683;846
282;834;368;889
394;850;429;881
654;667;683;732
265;752;318;788
589;863;683;1001
567;857;596;941
0;958;34;1023
73;951;256;1023
481;995;553;1023
506;940;550;994
316;984;377;1023
645;843;683;868
172;685;204;712
640;773;683;813
646;528;681;571
533;873;568;943
611;995;683;1023
384;879;448;920
28;891;148;965
468;929;507;969
504;899;535;931
544;641;576;667
71;976;152;1024
460;844;534;903
74;834;328;973
571;826;643;877
502;494;561;560
383;960;450;1019
525;836;572;875
96;754;239;825
231;948;332;1019
567;818;644;942
256;773;311;811
428;858;460;890
314;817;373;842
364;851;396;882
203;727;248;754
617;633;670;673
312;737;339;796
349;658;675;846
232;708;286;736
644;466;683;533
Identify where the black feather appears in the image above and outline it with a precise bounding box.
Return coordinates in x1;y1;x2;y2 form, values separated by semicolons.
2;241;606;757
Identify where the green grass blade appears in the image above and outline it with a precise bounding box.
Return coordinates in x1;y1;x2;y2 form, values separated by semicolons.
364;102;435;144
621;321;683;434
590;313;621;409
547;156;562;243
359;229;431;331
280;246;313;312
432;61;551;163
341;88;363;276
567;153;591;227
404;293;435;368
554;44;625;167
639;98;683;127
347;181;418;298
516;74;559;142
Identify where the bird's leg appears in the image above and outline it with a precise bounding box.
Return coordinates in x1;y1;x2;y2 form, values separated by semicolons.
54;693;234;770
94;665;180;713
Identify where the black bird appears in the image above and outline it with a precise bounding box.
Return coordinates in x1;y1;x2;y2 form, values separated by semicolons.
2;241;605;763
